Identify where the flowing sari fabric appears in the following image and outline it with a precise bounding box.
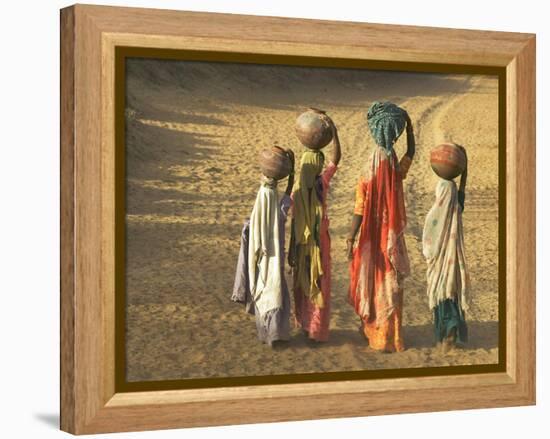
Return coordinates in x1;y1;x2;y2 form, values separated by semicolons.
248;177;283;317
292;158;337;342
349;147;410;352
231;178;292;346
292;151;325;308
422;179;470;343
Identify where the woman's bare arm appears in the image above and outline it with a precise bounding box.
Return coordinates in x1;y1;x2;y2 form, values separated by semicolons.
330;124;342;166
459;168;467;192
285;149;295;196
404;114;416;160
458;146;467;210
322;114;341;166
459;148;468;193
399;114;415;180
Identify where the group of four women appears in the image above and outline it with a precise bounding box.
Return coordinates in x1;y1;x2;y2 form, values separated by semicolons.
232;101;469;354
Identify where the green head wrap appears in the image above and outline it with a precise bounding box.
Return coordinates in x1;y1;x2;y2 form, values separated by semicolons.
367;101;407;152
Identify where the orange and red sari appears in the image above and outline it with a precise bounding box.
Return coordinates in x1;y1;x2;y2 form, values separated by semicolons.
349;147;410;352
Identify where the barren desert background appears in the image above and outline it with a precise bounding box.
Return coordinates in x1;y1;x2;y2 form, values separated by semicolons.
124;59;499;382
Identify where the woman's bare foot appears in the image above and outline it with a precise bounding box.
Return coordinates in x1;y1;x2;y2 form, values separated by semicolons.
441;328;457;354
441;338;455;354
358;324;369;344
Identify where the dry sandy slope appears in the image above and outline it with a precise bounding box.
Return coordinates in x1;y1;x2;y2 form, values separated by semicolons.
124;59;499;382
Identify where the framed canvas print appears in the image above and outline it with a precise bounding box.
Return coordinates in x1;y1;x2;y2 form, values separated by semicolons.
60;4;536;435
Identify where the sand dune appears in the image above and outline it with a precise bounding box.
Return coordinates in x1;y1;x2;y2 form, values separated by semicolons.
124;59;499;382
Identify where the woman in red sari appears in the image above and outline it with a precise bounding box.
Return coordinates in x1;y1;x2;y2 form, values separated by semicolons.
347;102;415;352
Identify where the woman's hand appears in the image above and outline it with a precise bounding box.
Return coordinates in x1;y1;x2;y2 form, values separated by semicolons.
327;115;337;136
286;148;295;169
347;215;362;261
322;114;342;166
404;111;416;160
399;155;412;180
320;113;337;137
346;239;355;261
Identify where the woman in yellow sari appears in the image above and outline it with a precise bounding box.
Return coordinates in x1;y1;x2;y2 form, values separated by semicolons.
289;118;341;342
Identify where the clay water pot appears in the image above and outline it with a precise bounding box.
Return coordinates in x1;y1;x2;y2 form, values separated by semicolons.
430;143;467;180
259;146;293;180
295;108;333;150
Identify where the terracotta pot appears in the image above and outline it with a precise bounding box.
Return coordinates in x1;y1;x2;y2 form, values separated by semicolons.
295;108;333;150
259;146;292;180
430;143;466;180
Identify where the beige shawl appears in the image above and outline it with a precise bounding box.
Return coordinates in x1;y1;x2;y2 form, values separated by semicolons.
422;179;470;311
248;177;283;317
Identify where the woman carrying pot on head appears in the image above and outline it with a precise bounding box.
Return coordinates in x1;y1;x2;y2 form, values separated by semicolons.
231;147;295;348
423;143;470;353
289;109;341;342
347;101;415;353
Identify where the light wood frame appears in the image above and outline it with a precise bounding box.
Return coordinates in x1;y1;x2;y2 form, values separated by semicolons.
60;4;536;434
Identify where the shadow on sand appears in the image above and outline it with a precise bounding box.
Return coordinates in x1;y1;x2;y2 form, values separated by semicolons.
403;320;499;350
284;320;498;352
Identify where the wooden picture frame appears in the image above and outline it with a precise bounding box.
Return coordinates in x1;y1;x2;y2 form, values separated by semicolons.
60;4;536;434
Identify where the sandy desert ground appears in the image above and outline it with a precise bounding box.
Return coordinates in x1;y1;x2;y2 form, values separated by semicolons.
124;59;500;382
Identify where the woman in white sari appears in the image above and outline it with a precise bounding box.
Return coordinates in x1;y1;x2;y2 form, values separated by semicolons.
422;145;470;352
232;149;295;347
